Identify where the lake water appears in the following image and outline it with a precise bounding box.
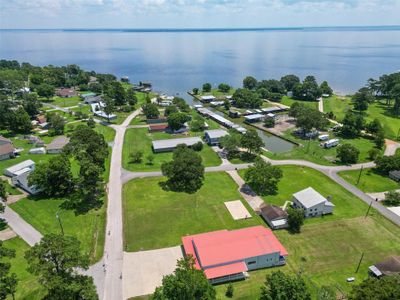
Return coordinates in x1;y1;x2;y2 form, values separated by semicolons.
1;27;400;98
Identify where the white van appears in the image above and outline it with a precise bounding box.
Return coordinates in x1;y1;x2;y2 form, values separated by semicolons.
318;134;329;141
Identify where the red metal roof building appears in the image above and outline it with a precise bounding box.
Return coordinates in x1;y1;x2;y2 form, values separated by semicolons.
149;124;168;132
182;226;288;284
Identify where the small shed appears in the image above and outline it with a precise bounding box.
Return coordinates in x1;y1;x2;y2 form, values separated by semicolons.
259;204;288;230
149;124;168;133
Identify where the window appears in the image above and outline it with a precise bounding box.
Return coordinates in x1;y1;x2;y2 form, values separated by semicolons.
247;261;256;265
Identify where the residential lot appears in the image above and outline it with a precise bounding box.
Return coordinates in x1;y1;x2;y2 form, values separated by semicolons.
2;237;45;300
339;168;399;193
122;128;221;172
263;130;379;166
10;197;106;262
240;166;369;223
122;172;262;251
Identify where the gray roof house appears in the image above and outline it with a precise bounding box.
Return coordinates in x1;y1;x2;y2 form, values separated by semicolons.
152;137;202;153
292;187;335;218
47;136;70;154
4;159;35;177
389;170;400;182
204;129;229;146
0;136;14;161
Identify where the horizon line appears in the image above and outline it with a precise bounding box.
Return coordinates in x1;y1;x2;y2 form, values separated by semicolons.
1;25;400;32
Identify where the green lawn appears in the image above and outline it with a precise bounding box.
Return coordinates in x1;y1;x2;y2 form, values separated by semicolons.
122;128;221;172
69;104;92;115
323;97;400;140
196;88;235;98
338;168;400;193
129;114;147;126
239;165;369;223
122;172;262;251
4;179;22;195
263;129;379;166
50;96;82;108
2;237;45;300
280;96;318;109
94;124;115;143
323;95;352;121
10;197;105;263
365;101;400;140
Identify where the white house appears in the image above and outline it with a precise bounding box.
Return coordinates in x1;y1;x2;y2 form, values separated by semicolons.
292;187;335;218
11;168;40;195
4;160;35;177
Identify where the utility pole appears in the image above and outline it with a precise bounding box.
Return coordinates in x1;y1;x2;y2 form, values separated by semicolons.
365;200;372;218
355;252;364;273
56;211;64;236
356;165;364;185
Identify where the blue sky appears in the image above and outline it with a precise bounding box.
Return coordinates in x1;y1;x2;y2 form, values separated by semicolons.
1;0;399;29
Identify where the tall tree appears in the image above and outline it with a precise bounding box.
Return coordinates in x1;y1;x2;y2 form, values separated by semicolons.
161;145;204;193
23;93;41;117
341;111;365;138
28;155;74;197
260;270;311;300
102;95;115;123
352;87;374;111
152;256;216;300
25;234;98;300
391;83;400;115
320;81;333;96
218;83;231;93
36;83;54;99
0;241;18;300
287;207;305;233
9;107;32;134
243;76;257;90
233;88;262;108
105;81;126;106
167;112;190;131
240;130;263;155
47;113;66;136
141;103;159;119
348;274;400;300
65;125;109;170
336;144;360;164
244;158;283;196
220;130;242;158
280;74;300;91
202;83;212;92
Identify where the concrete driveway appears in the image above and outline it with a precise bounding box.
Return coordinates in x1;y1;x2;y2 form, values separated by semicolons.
122;246;183;299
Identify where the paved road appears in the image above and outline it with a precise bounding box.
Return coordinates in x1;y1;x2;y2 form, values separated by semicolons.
102;109;142;300
0;205;42;246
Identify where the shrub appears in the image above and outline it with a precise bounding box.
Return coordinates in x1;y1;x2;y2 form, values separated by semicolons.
192;141;203;152
130;150;143;163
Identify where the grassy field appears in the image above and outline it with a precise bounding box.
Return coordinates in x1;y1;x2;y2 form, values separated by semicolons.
323;97;400;140
10;197;105;263
365;101;400;140
338;168;400;193
94;124;115;143
2;237;45;300
239;165;370;224
50;96;82;107
322;95;352;121
280;96;319;109
196;88;235;98
122;128;221;171
263;129;379;166
122;172;263;251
